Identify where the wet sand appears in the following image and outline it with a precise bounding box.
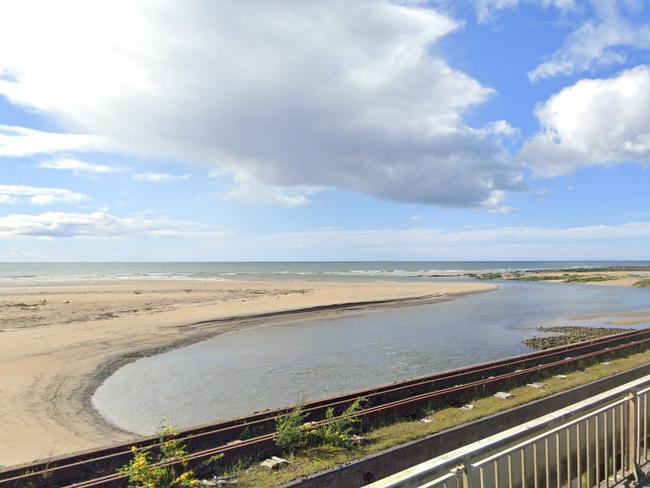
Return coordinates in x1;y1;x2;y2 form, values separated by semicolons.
0;279;495;467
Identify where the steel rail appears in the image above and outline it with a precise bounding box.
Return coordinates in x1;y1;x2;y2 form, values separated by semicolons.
2;328;649;488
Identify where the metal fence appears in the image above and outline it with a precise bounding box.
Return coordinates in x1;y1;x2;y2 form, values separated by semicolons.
368;374;650;488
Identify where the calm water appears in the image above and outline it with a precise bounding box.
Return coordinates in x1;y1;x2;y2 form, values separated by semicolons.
93;281;650;435
1;261;649;283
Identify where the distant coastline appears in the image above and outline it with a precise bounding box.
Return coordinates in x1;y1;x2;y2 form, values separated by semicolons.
1;260;649;285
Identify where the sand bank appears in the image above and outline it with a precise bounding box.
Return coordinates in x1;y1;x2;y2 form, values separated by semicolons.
472;269;650;288
0;280;495;467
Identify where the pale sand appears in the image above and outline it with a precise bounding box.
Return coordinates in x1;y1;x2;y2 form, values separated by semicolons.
0;280;495;467
570;311;650;325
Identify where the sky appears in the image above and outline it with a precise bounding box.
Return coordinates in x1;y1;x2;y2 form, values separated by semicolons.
1;0;650;261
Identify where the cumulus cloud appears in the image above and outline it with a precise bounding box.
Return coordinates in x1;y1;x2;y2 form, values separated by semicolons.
473;0;576;23
0;1;522;209
0;211;219;239
520;65;650;176
133;173;192;183
0;125;108;157
38;158;127;174
0;184;89;205
481;120;521;139
529;0;650;81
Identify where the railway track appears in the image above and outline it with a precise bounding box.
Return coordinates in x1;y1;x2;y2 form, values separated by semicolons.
2;328;650;488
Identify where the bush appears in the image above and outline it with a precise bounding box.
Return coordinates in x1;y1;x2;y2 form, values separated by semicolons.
316;397;366;447
275;397;368;452
275;407;307;451
120;427;200;488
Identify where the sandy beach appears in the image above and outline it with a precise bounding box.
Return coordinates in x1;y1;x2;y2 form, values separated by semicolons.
0;279;495;468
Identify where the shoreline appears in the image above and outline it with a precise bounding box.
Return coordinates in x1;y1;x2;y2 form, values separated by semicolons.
84;292;469;440
0;280;495;467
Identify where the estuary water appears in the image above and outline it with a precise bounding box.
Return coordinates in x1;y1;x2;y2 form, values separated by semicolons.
92;281;650;435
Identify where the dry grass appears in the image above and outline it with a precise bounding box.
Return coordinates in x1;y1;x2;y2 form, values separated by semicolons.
225;349;650;487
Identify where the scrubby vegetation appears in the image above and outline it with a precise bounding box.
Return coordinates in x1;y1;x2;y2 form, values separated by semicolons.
475;272;503;280
472;271;623;283
633;279;650;288
274;397;367;452
563;275;618;283
508;274;572;281
522;325;630;350
120;428;222;487
314;398;366;448
275;407;308;452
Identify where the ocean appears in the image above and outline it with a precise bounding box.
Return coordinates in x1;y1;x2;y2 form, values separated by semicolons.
0;261;649;283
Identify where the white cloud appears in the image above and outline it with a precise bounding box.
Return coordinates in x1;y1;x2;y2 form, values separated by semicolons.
0;1;522;209
529;0;650;81
520;65;650;176
480;190;518;213
0;125;108;157
4;209;650;256
38;158;127;174
246;221;650;251
222;182;320;207
133;172;192;183
0;184;89;205
186;220;650;259
0;211;220;239
474;0;576;23
482;120;520;139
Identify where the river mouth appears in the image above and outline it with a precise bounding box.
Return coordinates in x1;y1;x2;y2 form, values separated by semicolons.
92;281;650;435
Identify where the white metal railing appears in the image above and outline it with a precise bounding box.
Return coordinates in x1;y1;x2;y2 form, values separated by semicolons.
368;374;650;488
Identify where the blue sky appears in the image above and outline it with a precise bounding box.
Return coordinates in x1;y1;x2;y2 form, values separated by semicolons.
1;0;650;261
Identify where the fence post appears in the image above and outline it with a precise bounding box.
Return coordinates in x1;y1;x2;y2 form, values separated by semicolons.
627;390;643;481
451;462;470;488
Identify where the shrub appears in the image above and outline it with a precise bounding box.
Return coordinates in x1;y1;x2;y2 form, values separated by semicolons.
120;427;200;488
316;397;367;448
275;398;368;452
275;407;307;451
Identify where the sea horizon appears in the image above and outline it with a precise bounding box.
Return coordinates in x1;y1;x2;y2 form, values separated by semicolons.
1;260;649;284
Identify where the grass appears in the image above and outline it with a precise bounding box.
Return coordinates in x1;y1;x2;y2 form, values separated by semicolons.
633;279;650;288
472;271;625;283
562;275;618;283
505;273;618;283
475;272;503;280
508;274;573;281
230;348;650;487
